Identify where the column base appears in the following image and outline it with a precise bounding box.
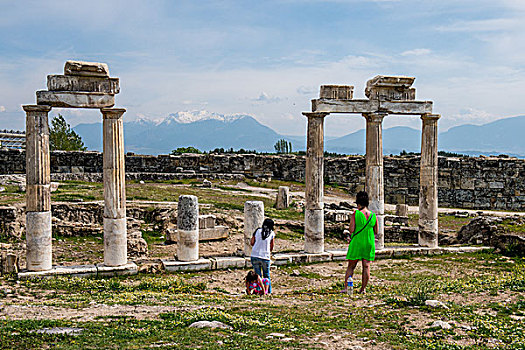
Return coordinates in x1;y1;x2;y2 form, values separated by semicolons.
177;229;199;262
305;209;324;253
26;211;52;271
418;219;438;248
103;217;127;266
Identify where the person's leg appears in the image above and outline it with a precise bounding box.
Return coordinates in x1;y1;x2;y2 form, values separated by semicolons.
343;260;359;292
360;259;371;293
261;259;271;293
251;257;263;277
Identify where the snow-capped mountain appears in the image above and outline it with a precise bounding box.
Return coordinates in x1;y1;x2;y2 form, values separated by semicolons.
74;111;289;155
160;111;245;125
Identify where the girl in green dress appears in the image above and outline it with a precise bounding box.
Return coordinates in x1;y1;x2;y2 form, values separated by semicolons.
343;191;378;294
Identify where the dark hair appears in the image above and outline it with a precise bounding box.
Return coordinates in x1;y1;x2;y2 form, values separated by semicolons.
246;270;258;283
356;191;369;207
260;218;274;240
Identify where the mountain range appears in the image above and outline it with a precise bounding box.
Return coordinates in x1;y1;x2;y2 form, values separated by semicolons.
73;111;525;157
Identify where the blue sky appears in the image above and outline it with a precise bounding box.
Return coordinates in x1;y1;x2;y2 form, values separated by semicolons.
0;0;524;136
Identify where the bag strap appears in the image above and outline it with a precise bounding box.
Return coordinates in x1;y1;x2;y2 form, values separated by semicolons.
350;212;373;240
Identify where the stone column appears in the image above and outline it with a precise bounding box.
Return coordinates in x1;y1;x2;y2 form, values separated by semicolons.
177;195;199;261
364;113;386;250
244;201;264;256
419;114;440;247
24;105;52;271
101;108;127;266
276;186;290;209
303;112;328;253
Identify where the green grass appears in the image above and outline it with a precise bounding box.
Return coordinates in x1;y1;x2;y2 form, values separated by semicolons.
2;252;525;349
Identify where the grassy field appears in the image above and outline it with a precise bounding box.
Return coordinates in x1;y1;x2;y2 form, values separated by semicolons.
1;251;525;349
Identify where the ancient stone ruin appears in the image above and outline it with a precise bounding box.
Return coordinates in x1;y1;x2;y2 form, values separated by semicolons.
304;76;440;252
23;60;130;273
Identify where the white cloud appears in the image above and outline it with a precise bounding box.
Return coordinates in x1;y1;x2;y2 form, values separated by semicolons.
401;48;431;56
297;86;317;95
437;18;519;33
251;92;282;104
0;106;5;112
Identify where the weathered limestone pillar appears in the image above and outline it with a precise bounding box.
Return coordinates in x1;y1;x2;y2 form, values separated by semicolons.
364;112;386;250
101;108;127;266
396;204;409;217
419;114;440;247
276;186;290;209
303;112;328;253
177;195;199;261
244;201;264;256
24;105;52;271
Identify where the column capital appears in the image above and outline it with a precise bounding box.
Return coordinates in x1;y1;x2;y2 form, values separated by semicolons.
23;105;52;113
421;113;441;121
101;107;126;119
363;112;387;123
302;112;329;119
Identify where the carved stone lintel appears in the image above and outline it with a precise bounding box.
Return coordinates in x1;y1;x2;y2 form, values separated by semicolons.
37;91;115;108
47;75;120;94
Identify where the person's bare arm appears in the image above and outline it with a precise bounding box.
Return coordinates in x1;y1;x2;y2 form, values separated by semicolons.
250;232;256;246
373;219;379;235
349;212;356;239
246;280;252;295
270;238;274;252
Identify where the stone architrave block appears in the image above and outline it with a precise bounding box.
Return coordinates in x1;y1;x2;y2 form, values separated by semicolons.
320;85;354;100
199;215;216;229
64;60;109;77
47;75;120;94
36;91;115;108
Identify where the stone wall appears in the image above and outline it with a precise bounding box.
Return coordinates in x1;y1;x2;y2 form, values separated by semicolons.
1;149;523;211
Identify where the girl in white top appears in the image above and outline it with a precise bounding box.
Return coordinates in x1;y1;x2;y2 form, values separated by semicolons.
250;218;275;293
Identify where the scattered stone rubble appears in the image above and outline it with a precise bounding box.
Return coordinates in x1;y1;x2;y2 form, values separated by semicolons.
458;215;525;255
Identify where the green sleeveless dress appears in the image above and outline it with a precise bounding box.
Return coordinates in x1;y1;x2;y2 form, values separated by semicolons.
346;210;376;261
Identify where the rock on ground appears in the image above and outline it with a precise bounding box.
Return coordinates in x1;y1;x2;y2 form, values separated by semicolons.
189;321;232;330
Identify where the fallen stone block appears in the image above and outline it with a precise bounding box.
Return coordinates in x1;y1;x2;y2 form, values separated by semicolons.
189;321;232;330
306;252;332;263
64;60;109;77
96;263;138;277
211;257;246;269
161;259;211;272
326;250;347;261
272;254;293;266
288;253;308;264
375;249;393;259
36;91;115;108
